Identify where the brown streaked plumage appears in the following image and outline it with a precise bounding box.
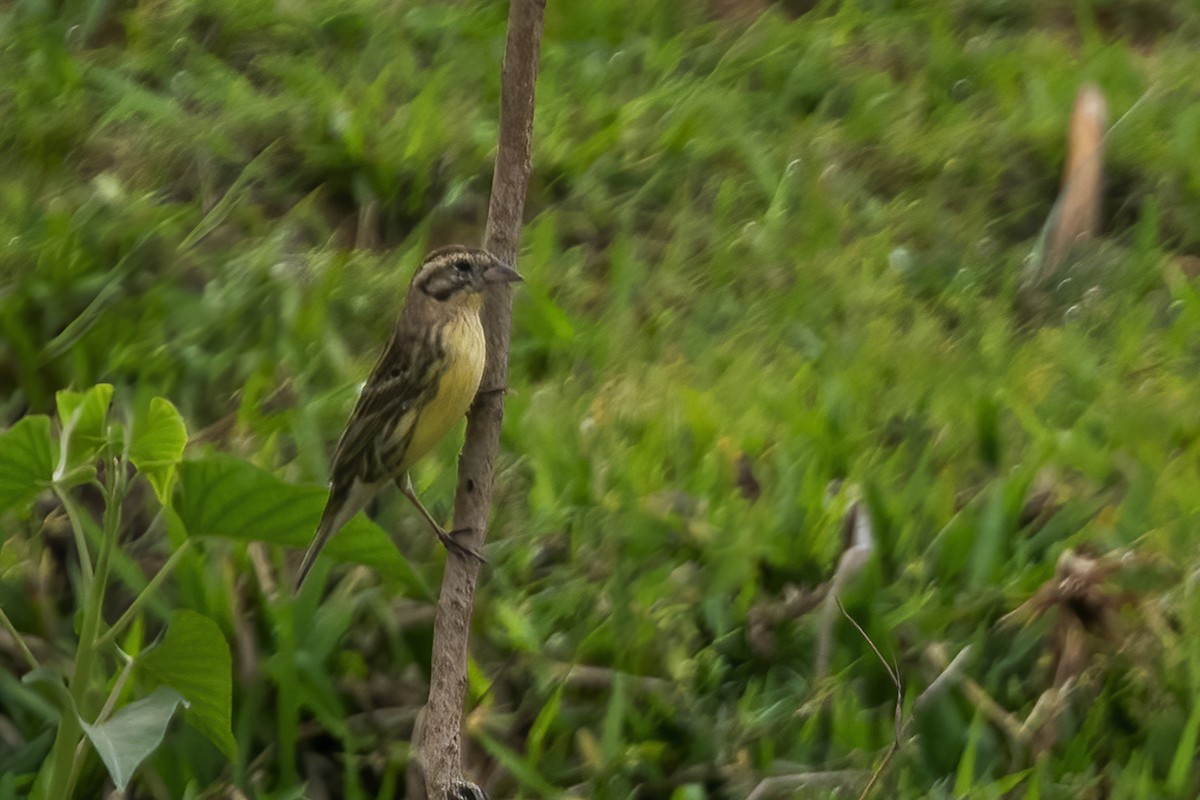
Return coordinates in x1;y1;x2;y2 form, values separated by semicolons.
295;245;521;589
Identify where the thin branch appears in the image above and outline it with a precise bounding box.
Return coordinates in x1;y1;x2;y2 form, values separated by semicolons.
834;596;901;800
922;642;1026;746
0;606;40;672
94;538;193;651
414;2;545;798
912;643;972;716
93;651;136;724
815;487;873;680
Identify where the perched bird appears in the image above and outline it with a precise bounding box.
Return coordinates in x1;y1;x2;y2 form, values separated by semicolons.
295;245;522;589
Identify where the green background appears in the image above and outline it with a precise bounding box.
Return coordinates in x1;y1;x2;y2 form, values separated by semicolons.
2;0;1200;797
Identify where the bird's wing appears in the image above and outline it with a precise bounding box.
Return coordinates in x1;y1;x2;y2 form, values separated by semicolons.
329;325;444;491
296;324;443;592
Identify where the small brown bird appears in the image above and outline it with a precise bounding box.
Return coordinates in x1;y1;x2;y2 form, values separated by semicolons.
296;245;521;589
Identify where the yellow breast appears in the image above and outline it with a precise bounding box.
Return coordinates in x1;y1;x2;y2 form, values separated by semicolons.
400;309;486;472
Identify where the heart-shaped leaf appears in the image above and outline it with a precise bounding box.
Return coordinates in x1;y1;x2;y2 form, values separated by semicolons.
54;384;113;478
129;398;188;505
80;686;187;793
0;416;53;514
174;454;426;593
137;610;236;760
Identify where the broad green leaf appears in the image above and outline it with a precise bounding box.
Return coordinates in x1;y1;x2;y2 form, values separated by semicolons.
80;686;187;793
137;610;236;760
174;454;425;591
129;398;188;504
0;416;53;513
54;384;113;477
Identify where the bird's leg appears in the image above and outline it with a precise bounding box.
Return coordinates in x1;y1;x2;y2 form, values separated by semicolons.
397;474;487;564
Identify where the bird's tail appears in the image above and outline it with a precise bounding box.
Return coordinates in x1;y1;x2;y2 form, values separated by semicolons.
295;498;344;592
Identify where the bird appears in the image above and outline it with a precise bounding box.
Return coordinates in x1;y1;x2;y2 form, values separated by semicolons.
295;244;522;589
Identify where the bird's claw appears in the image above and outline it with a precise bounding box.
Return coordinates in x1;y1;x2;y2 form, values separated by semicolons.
436;526;488;565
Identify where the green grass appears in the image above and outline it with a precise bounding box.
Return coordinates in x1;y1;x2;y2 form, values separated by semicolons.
2;0;1200;797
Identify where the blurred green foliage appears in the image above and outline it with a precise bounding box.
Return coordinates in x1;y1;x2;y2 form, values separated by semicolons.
2;0;1200;797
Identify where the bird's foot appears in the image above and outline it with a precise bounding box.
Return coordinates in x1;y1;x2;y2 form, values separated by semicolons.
436;526;488;565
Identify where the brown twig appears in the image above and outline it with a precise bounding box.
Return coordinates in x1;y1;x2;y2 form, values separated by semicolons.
1025;83;1107;286
815;486;874;680
1045;84;1107;271
412;2;545;798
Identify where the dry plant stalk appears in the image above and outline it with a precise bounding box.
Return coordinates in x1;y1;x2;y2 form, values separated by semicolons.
412;2;545;798
1037;83;1108;279
814;486;874;680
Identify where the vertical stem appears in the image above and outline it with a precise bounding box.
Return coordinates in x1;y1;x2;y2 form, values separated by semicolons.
41;705;82;800
41;462;124;800
75;465;123;713
416;1;545;797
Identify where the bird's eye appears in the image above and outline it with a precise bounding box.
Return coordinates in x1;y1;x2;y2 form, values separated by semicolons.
454;259;471;273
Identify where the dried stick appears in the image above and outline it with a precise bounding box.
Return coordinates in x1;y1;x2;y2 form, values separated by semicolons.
1044;84;1107;271
413;2;545;798
1025;83;1107;285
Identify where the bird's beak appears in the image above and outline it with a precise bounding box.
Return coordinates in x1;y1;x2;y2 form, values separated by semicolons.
483;262;523;284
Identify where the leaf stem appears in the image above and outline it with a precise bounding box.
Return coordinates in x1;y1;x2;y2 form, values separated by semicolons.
42;459;125;800
95;538;193;652
94;653;136;725
0;606;39;671
53;486;94;589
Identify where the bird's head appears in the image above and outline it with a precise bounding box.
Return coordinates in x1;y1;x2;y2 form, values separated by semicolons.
412;245;522;307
